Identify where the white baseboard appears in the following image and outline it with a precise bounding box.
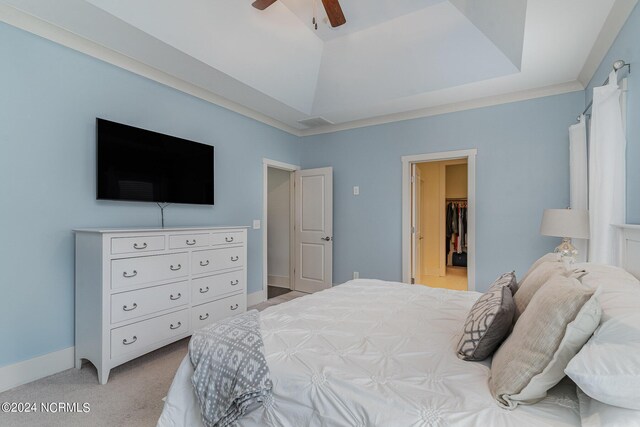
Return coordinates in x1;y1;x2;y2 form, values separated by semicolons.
247;291;266;307
268;275;290;288
0;347;75;393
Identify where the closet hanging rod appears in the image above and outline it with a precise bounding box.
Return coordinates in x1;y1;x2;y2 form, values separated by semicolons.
578;59;631;121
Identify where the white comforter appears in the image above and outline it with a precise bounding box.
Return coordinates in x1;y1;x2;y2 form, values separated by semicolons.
158;279;580;426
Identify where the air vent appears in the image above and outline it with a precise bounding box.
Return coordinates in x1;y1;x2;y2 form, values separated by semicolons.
297;116;334;128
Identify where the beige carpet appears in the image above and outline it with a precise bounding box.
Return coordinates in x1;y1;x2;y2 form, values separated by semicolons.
0;292;306;427
251;291;307;311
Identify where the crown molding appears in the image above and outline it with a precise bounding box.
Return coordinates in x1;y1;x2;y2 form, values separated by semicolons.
577;0;638;87
299;81;585;137
0;5;304;137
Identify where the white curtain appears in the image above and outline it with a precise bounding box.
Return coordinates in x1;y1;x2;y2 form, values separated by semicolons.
569;115;588;262
588;70;627;264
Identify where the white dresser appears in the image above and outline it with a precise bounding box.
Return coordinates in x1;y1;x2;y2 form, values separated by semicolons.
74;226;248;384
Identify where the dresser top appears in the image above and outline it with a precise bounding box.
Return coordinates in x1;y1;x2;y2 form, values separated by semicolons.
74;226;249;233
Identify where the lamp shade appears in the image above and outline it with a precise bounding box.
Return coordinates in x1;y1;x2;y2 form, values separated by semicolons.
540;209;590;239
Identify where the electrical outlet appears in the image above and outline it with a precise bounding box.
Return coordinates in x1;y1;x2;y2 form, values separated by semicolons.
353;271;359;279
353;186;360;196
253;220;261;229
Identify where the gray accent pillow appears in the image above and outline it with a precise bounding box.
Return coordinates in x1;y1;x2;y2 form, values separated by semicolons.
499;270;518;295
457;272;516;361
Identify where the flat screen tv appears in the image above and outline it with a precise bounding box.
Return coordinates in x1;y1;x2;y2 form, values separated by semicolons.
96;118;214;205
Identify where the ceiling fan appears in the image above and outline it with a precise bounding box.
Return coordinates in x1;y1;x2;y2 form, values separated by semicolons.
252;0;346;28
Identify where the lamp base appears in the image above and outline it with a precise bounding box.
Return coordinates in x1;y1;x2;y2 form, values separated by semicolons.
554;237;578;265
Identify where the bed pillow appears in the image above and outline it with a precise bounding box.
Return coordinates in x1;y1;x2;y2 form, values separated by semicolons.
577;387;640;427
518;252;561;286
513;260;568;321
565;264;640;410
489;275;601;409
456;272;516;361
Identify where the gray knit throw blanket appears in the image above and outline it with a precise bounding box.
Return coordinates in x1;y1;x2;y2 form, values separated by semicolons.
189;310;272;427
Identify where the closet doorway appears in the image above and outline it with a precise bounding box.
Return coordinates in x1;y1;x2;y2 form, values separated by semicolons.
414;159;468;290
402;150;477;291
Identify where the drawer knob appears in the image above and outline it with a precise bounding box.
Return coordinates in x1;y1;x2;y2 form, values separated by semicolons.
170;322;182;330
123;270;138;278
186;239;196;246
133;242;147;250
200;260;210;267
170;264;182;271
230;304;239;311
170;293;182;301
199;313;209;321
123;336;137;345
199;286;209;294
225;236;234;243
123;303;138;312
230;256;239;262
230;280;239;286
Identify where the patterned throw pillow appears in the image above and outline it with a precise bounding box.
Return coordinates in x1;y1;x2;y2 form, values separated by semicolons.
457;272;516;361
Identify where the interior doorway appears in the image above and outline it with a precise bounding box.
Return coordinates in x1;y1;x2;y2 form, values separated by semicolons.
262;160;334;305
402;149;477;291
412;159;468;291
262;159;299;304
267;166;294;298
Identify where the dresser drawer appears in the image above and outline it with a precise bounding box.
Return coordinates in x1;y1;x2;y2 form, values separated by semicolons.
110;309;189;359
111;253;189;289
111;281;189;324
210;231;244;246
111;235;165;255
168;233;210;250
192;270;244;305
191;247;244;275
192;293;246;331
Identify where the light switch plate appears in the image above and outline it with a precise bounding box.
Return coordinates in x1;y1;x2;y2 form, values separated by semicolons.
353;186;360;196
253;220;261;229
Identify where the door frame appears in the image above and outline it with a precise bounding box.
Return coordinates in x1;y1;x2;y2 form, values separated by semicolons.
263;158;300;303
401;149;477;291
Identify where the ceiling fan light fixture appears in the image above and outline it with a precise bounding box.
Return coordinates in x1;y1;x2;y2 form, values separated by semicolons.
251;0;346;28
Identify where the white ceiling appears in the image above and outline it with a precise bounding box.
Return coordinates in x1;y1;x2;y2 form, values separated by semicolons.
278;0;447;41
0;0;635;135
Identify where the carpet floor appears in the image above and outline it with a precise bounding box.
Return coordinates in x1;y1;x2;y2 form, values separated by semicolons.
0;291;306;427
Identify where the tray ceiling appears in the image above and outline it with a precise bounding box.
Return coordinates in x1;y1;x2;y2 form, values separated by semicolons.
0;0;632;135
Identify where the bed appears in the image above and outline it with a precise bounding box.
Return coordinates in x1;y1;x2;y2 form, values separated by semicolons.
158;279;582;426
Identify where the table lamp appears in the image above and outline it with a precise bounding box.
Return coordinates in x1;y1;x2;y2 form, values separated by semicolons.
540;208;590;263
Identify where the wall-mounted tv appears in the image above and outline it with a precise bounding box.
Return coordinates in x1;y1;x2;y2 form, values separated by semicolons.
96;118;214;205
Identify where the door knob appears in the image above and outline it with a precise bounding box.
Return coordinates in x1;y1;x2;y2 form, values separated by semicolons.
321;236;332;241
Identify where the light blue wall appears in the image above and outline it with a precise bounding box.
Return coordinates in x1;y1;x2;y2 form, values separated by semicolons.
0;23;300;368
0;15;592;370
585;3;640;223
300;92;584;291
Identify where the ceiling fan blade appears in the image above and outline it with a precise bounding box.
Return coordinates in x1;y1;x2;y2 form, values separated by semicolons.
321;0;346;27
252;0;277;10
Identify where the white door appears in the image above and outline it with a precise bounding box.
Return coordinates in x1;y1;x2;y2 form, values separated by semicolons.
411;164;418;284
294;167;333;293
414;166;423;282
